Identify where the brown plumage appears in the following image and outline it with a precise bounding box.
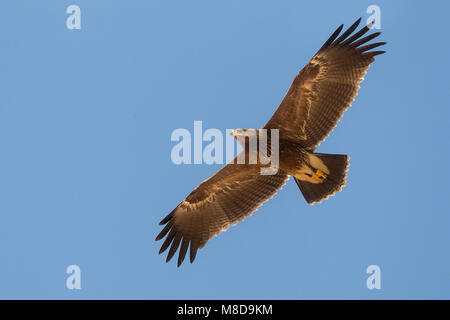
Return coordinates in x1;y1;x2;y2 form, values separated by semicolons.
157;18;385;266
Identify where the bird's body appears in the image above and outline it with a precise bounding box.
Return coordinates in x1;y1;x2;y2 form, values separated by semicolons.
232;133;332;183
277;139;308;176
156;18;386;266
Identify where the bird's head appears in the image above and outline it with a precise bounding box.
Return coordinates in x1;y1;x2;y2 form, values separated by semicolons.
230;128;259;137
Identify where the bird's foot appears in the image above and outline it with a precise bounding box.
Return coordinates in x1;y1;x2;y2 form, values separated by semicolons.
314;169;327;183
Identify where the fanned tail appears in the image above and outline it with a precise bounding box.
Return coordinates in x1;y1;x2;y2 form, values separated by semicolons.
295;153;349;204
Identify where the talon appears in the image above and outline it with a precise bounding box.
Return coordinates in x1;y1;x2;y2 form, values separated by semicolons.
315;169;327;181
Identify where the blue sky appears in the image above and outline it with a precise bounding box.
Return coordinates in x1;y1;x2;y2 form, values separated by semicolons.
1;1;449;299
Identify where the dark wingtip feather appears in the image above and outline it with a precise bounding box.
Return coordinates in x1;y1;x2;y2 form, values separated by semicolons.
334;18;361;44
341;22;372;46
350;32;382;48
317;17;383;53
358;42;387;53
177;239;190;267
155;221;173;241
159;229;176;254
159;209;175;225
318;23;344;52
166;233;182;263
190;243;198;264
364;50;386;58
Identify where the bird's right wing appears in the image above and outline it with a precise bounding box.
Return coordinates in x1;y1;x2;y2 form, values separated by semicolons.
264;18;386;150
156;158;288;266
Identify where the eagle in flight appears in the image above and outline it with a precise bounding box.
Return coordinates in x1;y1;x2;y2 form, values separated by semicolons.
156;18;385;266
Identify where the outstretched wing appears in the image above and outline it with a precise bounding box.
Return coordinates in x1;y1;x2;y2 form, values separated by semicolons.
156;158;288;267
264;18;386;150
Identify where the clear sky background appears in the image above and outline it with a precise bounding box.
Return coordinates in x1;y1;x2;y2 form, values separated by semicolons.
1;0;449;299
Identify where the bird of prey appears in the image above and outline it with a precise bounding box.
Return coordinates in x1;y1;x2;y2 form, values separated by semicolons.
156;18;385;266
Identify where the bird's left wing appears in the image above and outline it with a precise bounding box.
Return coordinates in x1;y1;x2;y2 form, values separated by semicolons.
264;18;386;150
156;159;288;266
